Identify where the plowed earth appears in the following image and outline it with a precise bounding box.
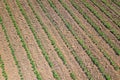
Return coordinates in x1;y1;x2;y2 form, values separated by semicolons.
0;0;120;80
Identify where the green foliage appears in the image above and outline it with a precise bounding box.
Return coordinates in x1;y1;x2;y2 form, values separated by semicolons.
81;0;120;40
17;0;61;80
70;72;77;80
3;0;42;79
101;0;120;15
91;0;120;27
52;70;61;80
47;0;112;79
0;56;8;80
0;16;23;80
29;0;67;65
56;0;119;71
47;0;96;80
70;0;120;56
36;0;95;80
112;0;120;6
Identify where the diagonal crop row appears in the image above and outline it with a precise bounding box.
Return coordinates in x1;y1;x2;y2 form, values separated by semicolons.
64;21;111;80
36;0;94;80
16;0;66;65
46;0;112;80
49;15;94;80
0;17;24;80
86;30;120;71
101;0;120;15
17;0;61;80
26;0;77;80
75;0;120;70
15;0;61;80
56;0;120;71
69;0;120;56
59;0;120;70
0;55;8;80
91;0;120;27
3;0;42;80
111;0;120;7
81;0;120;41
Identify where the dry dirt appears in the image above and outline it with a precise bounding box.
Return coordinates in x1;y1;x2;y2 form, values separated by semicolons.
0;0;120;80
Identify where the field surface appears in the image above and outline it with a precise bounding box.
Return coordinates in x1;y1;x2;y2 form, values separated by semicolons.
0;0;120;80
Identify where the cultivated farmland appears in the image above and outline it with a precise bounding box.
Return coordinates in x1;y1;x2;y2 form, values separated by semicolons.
0;0;120;80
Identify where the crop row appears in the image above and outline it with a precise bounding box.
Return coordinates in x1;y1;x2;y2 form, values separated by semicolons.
0;55;8;80
65;21;111;80
111;0;120;7
81;0;120;40
55;23;94;80
20;0;62;79
36;0;95;79
101;0;120;15
72;0;120;70
15;0;62;80
77;0;120;70
3;0;42;80
26;0;78;80
0;17;24;80
56;0;120;71
91;0;120;27
69;0;120;56
46;0;112;80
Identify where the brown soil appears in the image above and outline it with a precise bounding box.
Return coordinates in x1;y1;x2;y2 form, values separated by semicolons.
86;0;120;31
95;0;120;23
7;0;55;80
0;0;119;80
0;1;37;80
111;2;120;14
74;0;120;65
0;20;21;80
76;0;120;47
40;0;105;80
48;0;120;79
84;0;120;65
99;0;120;15
70;0;120;63
16;0;73;80
30;0;89;79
